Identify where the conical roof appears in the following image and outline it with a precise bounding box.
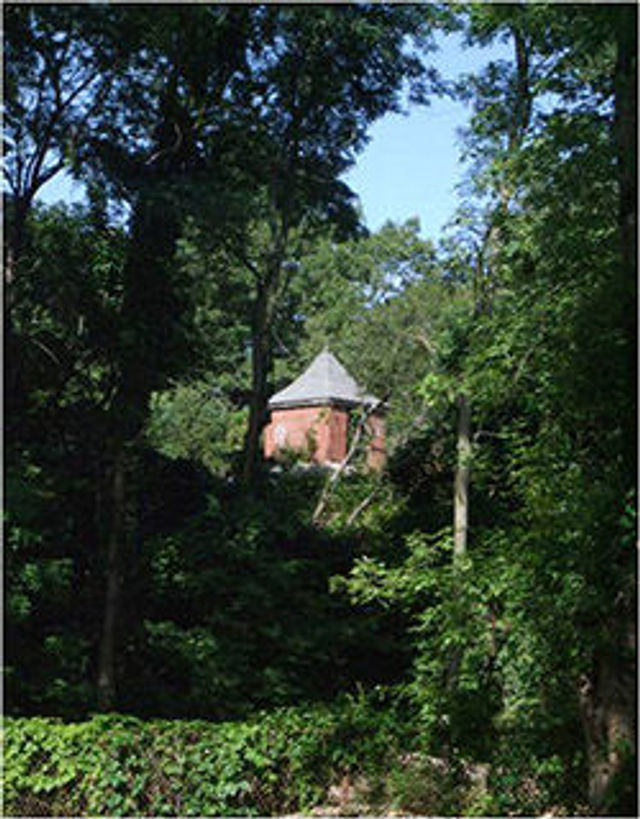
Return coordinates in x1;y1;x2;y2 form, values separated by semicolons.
268;349;378;410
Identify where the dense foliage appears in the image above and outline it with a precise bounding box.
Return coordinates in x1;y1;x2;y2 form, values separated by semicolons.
3;3;636;816
3;695;413;816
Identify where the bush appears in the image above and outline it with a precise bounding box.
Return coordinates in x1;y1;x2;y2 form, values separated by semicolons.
2;693;408;816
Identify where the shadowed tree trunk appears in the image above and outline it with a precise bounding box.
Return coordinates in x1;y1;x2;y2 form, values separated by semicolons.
579;618;636;813
613;2;637;471
243;278;277;484
94;184;182;709
578;9;637;811
613;5;637;290
242;225;289;485
97;439;125;711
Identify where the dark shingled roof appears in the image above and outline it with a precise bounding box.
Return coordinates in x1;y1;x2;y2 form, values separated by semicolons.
268;349;379;410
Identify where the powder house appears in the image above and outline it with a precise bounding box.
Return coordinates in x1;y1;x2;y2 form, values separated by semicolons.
263;349;386;470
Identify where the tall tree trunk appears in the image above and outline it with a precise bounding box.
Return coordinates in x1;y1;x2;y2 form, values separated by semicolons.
5;194;31;294
242;252;284;484
579;618;636;813
577;12;638;811
479;20;532;312
442;392;472;763
243;294;271;484
97;439;125;711
509;23;532;153
453;392;471;559
613;3;637;470
5;195;33;408
94;185;180;709
613;5;637;289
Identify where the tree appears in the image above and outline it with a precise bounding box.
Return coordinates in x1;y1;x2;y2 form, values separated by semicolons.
338;5;636;813
6;2;436;706
3;4;120;282
5;3;260;709
5;7;635;813
215;5;436;482
85;6;258;710
5;201;127;717
454;5;636;809
277;220;442;443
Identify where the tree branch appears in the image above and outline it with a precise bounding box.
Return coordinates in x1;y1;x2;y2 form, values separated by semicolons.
345;486;381;527
23;68;101;199
312;395;388;524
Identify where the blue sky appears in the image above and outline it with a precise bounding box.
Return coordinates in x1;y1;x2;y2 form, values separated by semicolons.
342;30;512;242
39;30;510;246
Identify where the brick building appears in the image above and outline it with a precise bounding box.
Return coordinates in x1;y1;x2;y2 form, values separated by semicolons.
263;349;385;470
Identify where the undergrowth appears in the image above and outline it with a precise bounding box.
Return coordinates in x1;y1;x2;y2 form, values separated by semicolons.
2;692;407;816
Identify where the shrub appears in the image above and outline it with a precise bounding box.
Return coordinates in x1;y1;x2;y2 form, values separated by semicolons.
2;693;407;816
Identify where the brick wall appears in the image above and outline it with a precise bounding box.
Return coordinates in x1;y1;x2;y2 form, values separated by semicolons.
263;404;385;469
264;405;348;464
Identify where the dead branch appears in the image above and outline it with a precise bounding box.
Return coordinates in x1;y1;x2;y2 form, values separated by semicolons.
345;487;380;527
312;395;387;525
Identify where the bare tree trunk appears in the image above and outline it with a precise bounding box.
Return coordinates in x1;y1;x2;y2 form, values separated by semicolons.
97;440;125;711
444;393;471;763
453;392;471;559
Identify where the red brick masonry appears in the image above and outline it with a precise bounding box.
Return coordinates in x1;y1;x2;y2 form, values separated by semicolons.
264;404;385;469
